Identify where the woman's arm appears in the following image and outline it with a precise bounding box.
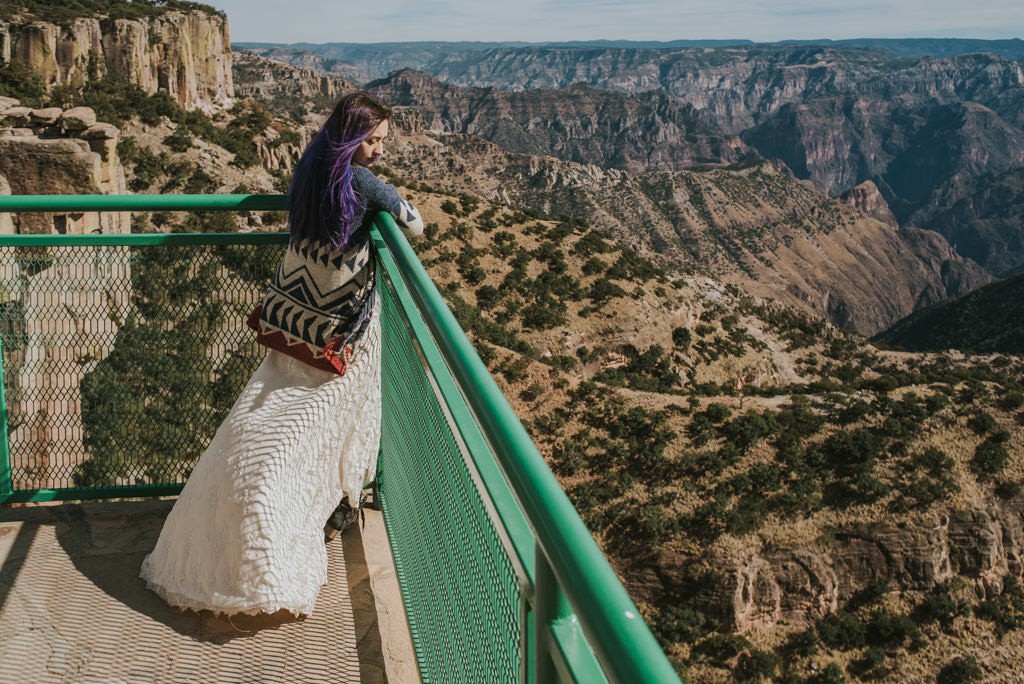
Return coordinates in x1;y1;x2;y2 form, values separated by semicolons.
352;166;425;237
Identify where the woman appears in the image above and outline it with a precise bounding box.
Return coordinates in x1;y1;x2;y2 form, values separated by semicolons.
140;91;423;618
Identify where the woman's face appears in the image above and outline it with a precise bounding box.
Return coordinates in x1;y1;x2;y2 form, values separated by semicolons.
353;119;389;166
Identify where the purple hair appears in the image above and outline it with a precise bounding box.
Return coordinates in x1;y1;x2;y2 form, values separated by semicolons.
288;91;393;249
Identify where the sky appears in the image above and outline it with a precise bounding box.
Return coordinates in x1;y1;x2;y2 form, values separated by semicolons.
205;0;1024;45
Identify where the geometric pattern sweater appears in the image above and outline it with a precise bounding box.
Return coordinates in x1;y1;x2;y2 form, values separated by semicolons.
246;234;375;375
246;166;423;375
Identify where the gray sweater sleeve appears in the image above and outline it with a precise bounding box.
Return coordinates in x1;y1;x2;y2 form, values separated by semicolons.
352;165;424;237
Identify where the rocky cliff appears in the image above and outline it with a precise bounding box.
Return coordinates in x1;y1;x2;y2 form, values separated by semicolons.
0;9;232;111
370;69;749;173
0;96;128;232
672;497;1024;634
233;50;353;119
357;60;1024;277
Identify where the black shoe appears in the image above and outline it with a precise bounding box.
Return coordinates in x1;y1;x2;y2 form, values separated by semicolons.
324;496;359;543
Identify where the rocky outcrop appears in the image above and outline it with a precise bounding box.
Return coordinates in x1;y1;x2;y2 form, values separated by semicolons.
0;98;128;233
254;127;312;177
667;499;1024;632
0;10;232;112
841;180;898;227
233;50;351;110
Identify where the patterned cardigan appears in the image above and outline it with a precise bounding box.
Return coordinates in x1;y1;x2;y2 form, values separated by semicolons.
247;167;423;375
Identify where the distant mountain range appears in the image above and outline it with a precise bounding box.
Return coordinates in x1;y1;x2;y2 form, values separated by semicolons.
236;38;1024;68
239;41;1024;280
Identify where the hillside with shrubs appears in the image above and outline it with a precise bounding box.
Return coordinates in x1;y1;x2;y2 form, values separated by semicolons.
380;168;1024;682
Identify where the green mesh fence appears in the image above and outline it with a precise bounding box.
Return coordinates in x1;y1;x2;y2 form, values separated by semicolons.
377;269;523;683
0;239;281;498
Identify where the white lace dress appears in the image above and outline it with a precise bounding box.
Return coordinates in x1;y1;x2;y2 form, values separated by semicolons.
139;307;381;617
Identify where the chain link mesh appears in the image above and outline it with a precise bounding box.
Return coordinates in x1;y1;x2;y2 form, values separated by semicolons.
0;241;281;493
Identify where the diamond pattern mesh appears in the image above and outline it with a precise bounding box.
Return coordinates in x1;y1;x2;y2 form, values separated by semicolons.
377;273;522;683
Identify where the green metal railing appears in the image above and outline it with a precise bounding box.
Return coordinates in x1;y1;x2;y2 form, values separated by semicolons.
0;195;680;684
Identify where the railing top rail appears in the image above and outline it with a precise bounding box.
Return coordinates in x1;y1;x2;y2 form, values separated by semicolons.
0;232;290;246
0;193;287;213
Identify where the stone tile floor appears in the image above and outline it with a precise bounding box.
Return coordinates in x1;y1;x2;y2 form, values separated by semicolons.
0;499;417;683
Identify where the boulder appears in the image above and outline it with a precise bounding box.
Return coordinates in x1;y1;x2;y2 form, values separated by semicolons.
30;107;63;125
81;123;119;141
0;96;20;112
60;106;97;133
2;106;33;125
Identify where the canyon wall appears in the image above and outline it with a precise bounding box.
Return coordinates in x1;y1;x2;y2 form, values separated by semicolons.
0;10;232;112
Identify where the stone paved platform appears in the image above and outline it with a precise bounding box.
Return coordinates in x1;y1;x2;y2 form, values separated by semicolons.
0;499;418;683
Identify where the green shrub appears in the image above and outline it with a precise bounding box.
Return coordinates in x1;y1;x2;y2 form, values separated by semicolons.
972;437;1010;477
694;632;750;663
572;230;613;256
967;411;998;435
588;277;627;304
652;605;708;645
582;256;606;276
848;647;891;680
541;354;577;371
476;285;501;310
864;609;918;647
519;382;545;403
520;299;567;330
936;656;983;684
815;610;865;650
998;390;1024;411
782;628;819;658
733;649;781;682
913;584;969;628
0;60;46;104
672;326;692;350
163;127;193;152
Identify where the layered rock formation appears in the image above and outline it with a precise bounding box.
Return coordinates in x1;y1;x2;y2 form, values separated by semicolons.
0;10;232;112
668;498;1024;632
233;50;353;107
370;69;749;173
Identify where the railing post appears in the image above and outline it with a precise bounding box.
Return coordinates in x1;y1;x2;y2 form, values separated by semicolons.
0;335;12;496
536;542;572;684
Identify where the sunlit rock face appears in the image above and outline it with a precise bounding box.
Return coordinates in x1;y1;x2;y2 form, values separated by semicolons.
0;10;233;112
